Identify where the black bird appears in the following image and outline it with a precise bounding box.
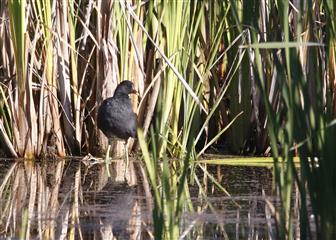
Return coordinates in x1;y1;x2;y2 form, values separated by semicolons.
97;80;137;178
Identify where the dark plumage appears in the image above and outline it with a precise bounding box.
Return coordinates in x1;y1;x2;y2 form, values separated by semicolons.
97;80;137;142
97;80;137;181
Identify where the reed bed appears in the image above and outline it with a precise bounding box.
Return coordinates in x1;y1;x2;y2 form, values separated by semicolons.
0;0;335;239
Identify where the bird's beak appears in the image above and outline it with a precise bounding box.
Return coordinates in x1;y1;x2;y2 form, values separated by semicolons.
131;89;139;96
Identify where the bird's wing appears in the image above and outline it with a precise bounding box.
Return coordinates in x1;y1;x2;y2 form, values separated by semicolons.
101;97;137;139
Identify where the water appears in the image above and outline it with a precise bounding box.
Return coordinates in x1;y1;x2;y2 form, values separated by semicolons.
0;158;283;239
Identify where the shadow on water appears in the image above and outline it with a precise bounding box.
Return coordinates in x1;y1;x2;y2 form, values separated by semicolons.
0;157;297;239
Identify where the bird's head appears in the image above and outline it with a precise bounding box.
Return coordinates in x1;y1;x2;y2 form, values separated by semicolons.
114;80;137;96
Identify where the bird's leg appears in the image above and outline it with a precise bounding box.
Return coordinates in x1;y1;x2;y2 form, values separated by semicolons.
124;139;129;181
105;139;112;177
106;144;111;161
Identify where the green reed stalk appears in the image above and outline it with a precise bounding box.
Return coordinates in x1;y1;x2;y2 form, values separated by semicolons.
225;1;253;153
248;1;336;239
67;0;80;152
8;0;29;156
36;0;65;156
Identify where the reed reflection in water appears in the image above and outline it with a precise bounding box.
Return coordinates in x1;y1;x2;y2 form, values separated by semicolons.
0;158;291;239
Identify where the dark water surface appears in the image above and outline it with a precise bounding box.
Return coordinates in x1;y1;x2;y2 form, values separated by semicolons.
0;158;282;239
